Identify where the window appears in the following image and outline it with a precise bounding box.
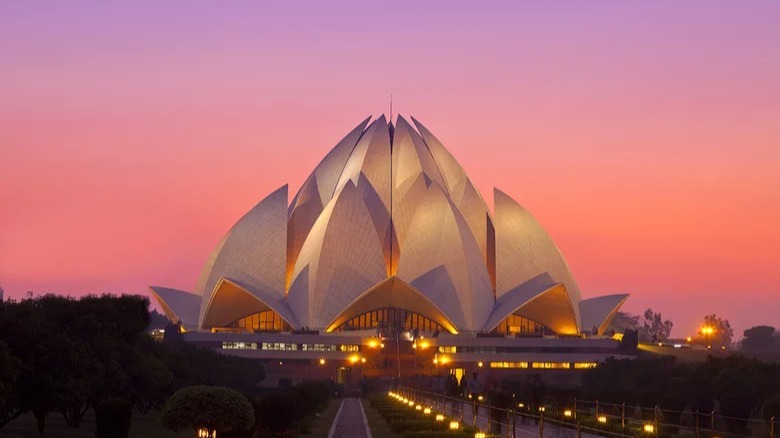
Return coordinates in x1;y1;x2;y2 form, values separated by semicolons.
492;314;546;335
489;361;529;369
333;307;445;333
230;310;290;332
222;342;257;350
261;342;298;351
573;362;598;369
531;362;571;369
302;344;337;352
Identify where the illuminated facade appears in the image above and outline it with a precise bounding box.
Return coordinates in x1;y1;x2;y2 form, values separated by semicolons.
149;115;632;378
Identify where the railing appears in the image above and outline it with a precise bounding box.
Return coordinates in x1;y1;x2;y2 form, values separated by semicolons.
394;386;634;438
392;387;777;438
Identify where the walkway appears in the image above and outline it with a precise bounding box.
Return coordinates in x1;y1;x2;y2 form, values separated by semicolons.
328;398;373;438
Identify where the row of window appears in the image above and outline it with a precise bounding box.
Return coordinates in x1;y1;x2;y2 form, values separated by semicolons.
335;307;444;333
221;342;360;352
489;361;598;370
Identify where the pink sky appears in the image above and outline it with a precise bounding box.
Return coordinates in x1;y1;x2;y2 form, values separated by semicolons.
1;1;778;338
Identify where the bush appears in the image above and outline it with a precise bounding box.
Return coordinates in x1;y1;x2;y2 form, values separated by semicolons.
95;397;132;438
161;385;254;435
255;391;302;433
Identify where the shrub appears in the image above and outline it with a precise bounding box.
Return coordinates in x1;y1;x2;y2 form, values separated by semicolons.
255;391;301;433
95;397;132;438
161;385;254;435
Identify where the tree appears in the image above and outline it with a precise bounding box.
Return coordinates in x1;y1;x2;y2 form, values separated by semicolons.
161;386;254;436
0;341;21;429
609;311;640;333
695;314;733;349
95;397;132;438
640;308;673;342
742;325;776;351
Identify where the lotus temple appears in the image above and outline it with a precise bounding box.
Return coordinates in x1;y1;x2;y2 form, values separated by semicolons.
150;115;633;381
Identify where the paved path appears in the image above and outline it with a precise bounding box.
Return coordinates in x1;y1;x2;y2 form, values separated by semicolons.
328;398;372;438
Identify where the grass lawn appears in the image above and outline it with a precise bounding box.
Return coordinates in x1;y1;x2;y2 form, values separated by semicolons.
361;399;399;438
1;410;191;437
304;398;342;438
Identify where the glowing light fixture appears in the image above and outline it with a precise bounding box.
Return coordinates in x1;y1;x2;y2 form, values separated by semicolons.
478;361;483;367
598;415;607;424
424;408;431;414
644;424;655;433
436;414;445;422
449;421;460;430
416;405;422;411
475;433;486;438
564;410;572;417
319;358;325;365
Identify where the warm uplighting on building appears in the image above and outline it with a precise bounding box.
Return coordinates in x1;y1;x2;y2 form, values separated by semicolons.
701;326;715;335
564;409;572;417
644;424;655;433
449;421;460;430
436;414;445;422
597;415;607;424
197;429;216;438
419;340;430;349
424;408;431;414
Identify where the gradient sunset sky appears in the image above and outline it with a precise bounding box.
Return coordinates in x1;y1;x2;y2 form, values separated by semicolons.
1;1;778;338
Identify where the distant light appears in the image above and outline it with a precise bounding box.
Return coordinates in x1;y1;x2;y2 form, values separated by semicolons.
598;415;607;424
449;421;460;430
518;403;525;408
197;429;215;438
686;336;692;343
475;433;486;438
416;405;422;411
658;342;663;346
380;343;385;348
349;355;360;364
319;358;326;365
368;340;378;348
408;401;415;406
538;406;545;412
673;344;682;349
436;414;445;421
564;409;572;417
478;395;484;401
478;361;484;367
361;357;366;363
644;424;655;433
424;407;431;414
721;346;726;350
278;361;283;365
419;340;429;349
